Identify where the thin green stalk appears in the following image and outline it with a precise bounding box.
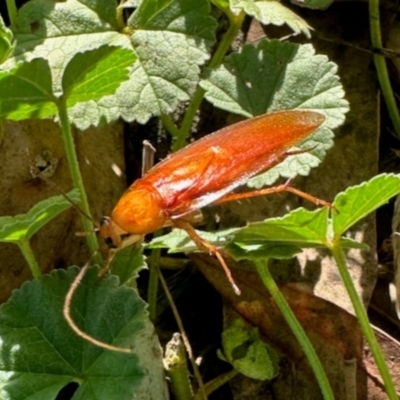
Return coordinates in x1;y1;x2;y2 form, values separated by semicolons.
5;0;17;27
330;245;398;399
158;269;207;399
164;334;194;400
19;238;41;279
116;0;125;31
171;10;246;152
160;114;180;139
369;0;400;139
56;99;102;265
196;369;239;399
254;259;334;400
147;243;161;322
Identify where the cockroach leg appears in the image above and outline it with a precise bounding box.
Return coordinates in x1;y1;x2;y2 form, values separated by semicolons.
63;263;132;353
173;219;241;295
98;216;143;277
98;248;118;278
215;181;334;210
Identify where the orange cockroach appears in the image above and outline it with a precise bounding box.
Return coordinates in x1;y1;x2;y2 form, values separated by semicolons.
100;110;327;294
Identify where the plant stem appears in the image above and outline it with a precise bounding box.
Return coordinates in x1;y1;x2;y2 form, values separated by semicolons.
160;114;180;139
147;244;161;322
164;333;194;400
5;0;17;27
18;238;41;279
158;269;207;399
254;259;334;400
171;10;246;152
116;2;125;31
195;369;239;399
330;245;398;399
56;99;102;265
369;0;400;139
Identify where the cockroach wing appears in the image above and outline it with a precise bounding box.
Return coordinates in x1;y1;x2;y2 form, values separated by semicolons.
141;110;325;218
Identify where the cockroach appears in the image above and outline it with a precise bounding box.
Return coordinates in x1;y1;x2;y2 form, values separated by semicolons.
100;110;328;295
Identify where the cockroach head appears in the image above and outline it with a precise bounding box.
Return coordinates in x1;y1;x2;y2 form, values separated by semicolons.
99;216;127;248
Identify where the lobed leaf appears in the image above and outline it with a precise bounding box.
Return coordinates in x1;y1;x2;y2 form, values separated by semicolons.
0;58;56;120
7;0;216;128
0;267;160;400
232;207;330;248
9;0;124;82
333;173;400;237
220;320;279;380
230;0;312;38
110;245;147;285
94;0;217;125
0;15;14;64
229;207;368;262
63;45;136;105
0;190;80;243
201;39;349;186
0;45;135;121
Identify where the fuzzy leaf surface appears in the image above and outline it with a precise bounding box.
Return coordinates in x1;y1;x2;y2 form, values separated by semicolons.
0;267;150;400
201;39;349;186
7;0;216;128
230;0;312;37
62;45;136;105
0;58;55;120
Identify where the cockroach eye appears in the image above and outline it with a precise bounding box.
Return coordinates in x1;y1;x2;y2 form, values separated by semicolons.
100;216;110;227
104;237;117;248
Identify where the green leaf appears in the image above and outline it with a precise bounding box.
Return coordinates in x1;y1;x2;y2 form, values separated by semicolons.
230;0;312;38
233;207;330;248
0;15;14;64
63;45;136;105
211;0;232;13
110;245;147;285
220;319;279;380
118;0;141;9
72;0;217;126
227;242;303;261
7;0;216;128
12;0;120;54
77;0;121;27
102;0;217;124
0;58;56;120
6;0;131;126
296;0;334;10
229;207;361;259
148;228;238;253
0;267;167;400
0;45;135;121
201;39;348;186
333;173;400;237
0;190;80;243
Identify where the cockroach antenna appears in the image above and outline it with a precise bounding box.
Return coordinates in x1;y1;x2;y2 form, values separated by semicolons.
63;261;132;353
42;178;99;230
